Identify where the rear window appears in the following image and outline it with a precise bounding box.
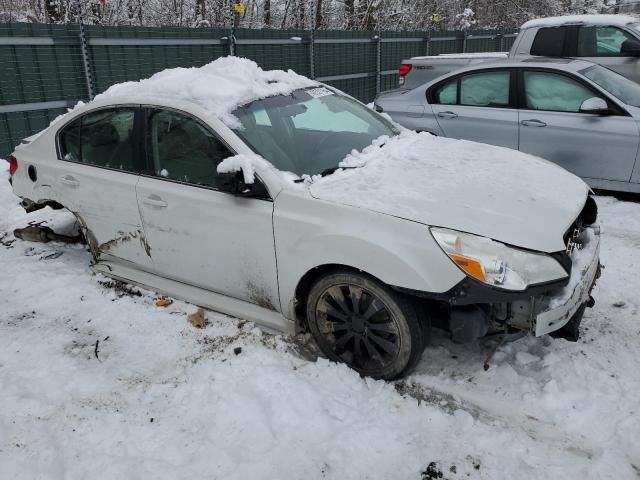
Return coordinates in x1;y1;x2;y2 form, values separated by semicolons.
531;27;567;56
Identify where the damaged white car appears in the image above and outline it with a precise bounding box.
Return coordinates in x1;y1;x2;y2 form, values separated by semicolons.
7;57;601;379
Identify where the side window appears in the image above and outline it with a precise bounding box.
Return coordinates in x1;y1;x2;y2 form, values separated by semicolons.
147;109;233;187
433;79;457;105
59;108;136;171
530;27;567;56
460;71;509;107
578;26;636;56
524;72;596;113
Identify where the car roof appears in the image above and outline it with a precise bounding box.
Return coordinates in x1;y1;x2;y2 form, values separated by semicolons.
521;14;638;30
433;57;597;78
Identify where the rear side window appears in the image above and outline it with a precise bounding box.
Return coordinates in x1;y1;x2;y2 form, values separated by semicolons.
577;26;636;56
524;72;595;112
434;80;457;105
58;108;136;171
432;71;510;107
460;72;509;107
531;27;567;56
147;109;233;187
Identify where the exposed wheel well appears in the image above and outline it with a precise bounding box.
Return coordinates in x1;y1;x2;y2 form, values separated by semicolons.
294;264;376;329
293;264;437;334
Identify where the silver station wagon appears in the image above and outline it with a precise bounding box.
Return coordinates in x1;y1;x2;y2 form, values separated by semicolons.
375;58;640;194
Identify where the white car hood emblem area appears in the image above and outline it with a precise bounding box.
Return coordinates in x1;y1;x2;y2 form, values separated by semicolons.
309;132;589;253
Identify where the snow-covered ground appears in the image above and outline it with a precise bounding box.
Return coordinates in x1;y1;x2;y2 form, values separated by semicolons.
1;160;638;479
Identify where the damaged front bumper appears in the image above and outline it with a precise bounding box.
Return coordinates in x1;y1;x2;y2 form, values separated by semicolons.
401;224;601;342
531;225;601;337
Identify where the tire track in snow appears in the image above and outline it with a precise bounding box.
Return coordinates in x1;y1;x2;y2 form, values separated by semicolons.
395;378;602;462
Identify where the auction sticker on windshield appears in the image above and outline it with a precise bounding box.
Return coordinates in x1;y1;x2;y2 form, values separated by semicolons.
307;87;334;98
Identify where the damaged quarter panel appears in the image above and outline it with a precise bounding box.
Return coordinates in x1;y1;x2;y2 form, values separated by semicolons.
11;103;153;269
273;188;465;320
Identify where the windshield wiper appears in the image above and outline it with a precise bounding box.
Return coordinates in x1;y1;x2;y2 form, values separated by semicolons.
320;166;358;177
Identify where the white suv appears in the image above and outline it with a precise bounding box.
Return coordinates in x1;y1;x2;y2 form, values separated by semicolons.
7;57;601;379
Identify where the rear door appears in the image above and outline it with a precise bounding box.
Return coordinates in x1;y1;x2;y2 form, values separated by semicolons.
517;69;640;182
575;25;640;83
56;106;152;268
135;106;280;310
429;69;518;149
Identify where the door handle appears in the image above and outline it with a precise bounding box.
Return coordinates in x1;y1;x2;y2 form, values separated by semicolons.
437;111;458;119
58;174;79;187
521;119;547;127
142;195;168;208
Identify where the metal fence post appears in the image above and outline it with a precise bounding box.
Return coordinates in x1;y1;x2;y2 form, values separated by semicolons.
309;3;315;79
375;31;381;95
462;31;467;53
78;23;95;99
426;31;431;56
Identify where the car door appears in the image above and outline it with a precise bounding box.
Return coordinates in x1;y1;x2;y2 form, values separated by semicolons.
518;70;640;182
135;106;280;311
429;70;519;149
55;106;152;268
576;25;640;83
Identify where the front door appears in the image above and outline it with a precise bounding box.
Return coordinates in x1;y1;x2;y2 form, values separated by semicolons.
55;106;152;268
518;70;640;182
430;70;519;149
135;107;280;311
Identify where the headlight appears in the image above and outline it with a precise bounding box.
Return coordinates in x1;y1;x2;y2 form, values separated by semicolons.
431;227;568;291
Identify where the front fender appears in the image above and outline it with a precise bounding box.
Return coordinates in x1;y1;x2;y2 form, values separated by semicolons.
273;191;464;319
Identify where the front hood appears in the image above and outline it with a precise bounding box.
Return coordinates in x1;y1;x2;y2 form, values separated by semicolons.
309;132;588;253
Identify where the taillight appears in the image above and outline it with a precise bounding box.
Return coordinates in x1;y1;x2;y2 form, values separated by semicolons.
398;63;413;77
8;155;17;176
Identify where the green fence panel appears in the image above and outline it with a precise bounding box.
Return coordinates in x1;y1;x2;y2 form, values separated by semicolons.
0;107;67;158
235;28;311;78
86;25;228;94
314;30;377;101
0;23;86;106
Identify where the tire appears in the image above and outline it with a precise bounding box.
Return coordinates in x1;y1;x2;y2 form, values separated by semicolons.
306;270;425;380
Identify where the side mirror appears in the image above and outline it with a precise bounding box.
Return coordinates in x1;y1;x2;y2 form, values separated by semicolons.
579;97;610;115
621;39;640;57
218;170;254;196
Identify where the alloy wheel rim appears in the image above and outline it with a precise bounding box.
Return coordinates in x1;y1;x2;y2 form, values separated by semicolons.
315;284;401;371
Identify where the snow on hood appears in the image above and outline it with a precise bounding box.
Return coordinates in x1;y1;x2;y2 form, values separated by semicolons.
95;57;317;128
309;132;589;253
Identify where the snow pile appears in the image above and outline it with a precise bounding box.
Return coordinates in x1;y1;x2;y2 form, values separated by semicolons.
310;131;588;252
455;8;476;30
217;153;272;184
96;56;317;128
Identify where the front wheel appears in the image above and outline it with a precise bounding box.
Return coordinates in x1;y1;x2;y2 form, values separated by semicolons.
306;270;425;380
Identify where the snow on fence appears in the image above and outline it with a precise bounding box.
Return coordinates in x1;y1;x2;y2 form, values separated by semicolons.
0;22;517;157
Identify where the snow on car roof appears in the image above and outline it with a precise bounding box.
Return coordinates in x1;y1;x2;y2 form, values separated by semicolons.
521;14;638;29
95;56;317;128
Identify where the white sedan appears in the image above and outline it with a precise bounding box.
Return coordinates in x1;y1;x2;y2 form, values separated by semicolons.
7;57;601;379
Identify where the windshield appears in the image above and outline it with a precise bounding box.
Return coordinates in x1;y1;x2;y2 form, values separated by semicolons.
581;64;640;107
231;87;400;176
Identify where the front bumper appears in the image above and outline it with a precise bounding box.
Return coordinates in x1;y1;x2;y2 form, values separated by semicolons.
532;225;601;337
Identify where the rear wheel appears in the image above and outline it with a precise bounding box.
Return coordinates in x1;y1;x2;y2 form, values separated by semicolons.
306;270;425;380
